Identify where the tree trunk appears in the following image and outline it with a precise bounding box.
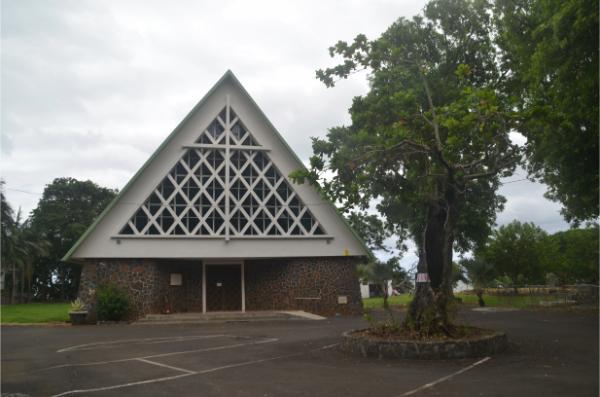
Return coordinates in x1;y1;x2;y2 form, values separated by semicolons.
11;263;17;304
20;266;25;304
405;200;456;336
382;281;389;310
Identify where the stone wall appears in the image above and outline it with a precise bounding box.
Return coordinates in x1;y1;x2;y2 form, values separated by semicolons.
78;259;203;321
245;257;363;316
78;256;363;321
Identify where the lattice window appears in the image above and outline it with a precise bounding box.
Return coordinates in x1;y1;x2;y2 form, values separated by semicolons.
119;104;326;237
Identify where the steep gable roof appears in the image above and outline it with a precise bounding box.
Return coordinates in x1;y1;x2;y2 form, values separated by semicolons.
63;70;370;261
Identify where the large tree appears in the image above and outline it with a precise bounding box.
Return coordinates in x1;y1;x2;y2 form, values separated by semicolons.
481;221;547;289
293;0;519;335
495;0;599;224
543;226;599;284
29;177;117;300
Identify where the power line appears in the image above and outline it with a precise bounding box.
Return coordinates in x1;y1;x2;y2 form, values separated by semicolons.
3;187;43;196
500;177;529;185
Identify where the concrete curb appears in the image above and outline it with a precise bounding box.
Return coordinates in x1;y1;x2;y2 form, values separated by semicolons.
340;328;508;360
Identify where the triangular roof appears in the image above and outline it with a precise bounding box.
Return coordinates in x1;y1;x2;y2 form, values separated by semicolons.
63;70;370;261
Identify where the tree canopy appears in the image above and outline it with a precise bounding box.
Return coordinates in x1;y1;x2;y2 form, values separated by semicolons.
294;0;520;334
542;226;599;284
29;177;117;300
495;0;599;224
465;222;598;288
480;220;548;287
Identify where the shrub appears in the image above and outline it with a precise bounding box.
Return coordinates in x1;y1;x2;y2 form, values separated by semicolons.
96;284;129;321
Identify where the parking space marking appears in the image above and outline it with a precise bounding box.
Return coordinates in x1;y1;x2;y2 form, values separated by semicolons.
38;337;278;372
57;334;229;353
49;343;339;397
135;358;196;374
51;373;196;397
400;356;492;396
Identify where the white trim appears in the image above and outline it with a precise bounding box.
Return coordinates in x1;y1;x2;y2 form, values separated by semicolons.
183;144;270;151
112;235;334;240
202;262;206;314
241;260;245;313
225;95;231;242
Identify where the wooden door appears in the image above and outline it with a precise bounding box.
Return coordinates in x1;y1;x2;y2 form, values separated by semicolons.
205;264;242;311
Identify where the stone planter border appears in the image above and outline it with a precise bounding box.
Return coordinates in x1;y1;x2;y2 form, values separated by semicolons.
341;328;507;359
68;311;88;326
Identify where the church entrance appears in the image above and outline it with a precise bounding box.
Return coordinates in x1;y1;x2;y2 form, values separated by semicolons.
204;263;243;312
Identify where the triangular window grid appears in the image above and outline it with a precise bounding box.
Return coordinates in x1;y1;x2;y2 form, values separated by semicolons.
119;104;326;237
196;105;259;147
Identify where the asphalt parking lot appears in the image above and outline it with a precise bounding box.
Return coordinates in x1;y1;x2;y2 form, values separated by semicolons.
1;308;598;397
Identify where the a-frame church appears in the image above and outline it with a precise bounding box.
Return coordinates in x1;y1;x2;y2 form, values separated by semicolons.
63;71;368;320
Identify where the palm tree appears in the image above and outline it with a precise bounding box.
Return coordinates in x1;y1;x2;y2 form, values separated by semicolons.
1;186;48;303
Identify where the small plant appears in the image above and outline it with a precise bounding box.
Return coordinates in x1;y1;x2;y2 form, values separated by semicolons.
97;284;130;321
70;298;87;312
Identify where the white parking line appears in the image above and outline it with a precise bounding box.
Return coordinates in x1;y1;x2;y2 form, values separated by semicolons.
49;343;339;397
135;358;196;374
51;373;196;397
38;337;278;372
57;334;229;353
400;356;492;396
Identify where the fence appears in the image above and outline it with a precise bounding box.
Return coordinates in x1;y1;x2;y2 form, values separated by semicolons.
463;284;599;305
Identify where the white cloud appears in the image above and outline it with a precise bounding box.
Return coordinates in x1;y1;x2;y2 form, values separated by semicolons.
1;0;570;251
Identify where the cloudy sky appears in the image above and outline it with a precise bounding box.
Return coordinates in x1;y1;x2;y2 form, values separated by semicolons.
1;0;569;266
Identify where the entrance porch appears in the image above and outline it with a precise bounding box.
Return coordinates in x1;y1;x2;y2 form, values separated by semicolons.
77;257;363;321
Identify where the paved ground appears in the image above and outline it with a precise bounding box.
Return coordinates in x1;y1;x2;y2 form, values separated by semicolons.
1;308;598;396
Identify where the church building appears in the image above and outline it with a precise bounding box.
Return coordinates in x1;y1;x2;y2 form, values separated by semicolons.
63;71;368;320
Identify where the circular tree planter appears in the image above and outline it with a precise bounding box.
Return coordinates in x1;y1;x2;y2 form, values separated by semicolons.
341;328;507;359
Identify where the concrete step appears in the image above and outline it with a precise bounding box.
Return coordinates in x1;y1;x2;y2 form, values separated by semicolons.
134;310;322;324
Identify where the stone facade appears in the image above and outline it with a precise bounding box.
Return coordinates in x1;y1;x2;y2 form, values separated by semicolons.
78;259;203;321
245;257;363;315
78;256;363;321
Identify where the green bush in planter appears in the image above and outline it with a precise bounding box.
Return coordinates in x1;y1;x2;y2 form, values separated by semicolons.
97;284;130;321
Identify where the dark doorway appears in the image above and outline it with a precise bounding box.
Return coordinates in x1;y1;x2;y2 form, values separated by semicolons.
205;264;242;311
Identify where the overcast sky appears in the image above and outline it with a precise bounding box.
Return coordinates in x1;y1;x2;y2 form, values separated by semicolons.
1;0;570;266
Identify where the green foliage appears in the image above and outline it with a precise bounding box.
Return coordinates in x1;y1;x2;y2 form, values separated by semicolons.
1;182;49;303
471;221;598;286
451;262;468;288
29;178;117;300
542;226;599;284
346;212;396;253
481;221;548;286
299;0;519;270
495;0;599;224
297;0;522;333
460;256;498;289
96;284;130;321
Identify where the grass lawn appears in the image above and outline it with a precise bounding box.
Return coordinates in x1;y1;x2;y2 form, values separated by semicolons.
363;293;552;310
1;303;70;324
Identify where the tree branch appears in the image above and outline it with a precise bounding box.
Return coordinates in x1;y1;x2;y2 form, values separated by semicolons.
463;151;520;180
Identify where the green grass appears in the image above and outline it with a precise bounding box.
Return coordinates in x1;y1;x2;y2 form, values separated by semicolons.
363;294;413;309
1;303;70;324
456;294;551;308
363;293;552;310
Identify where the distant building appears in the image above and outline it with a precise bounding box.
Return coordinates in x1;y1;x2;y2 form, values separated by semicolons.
360;280;394;299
